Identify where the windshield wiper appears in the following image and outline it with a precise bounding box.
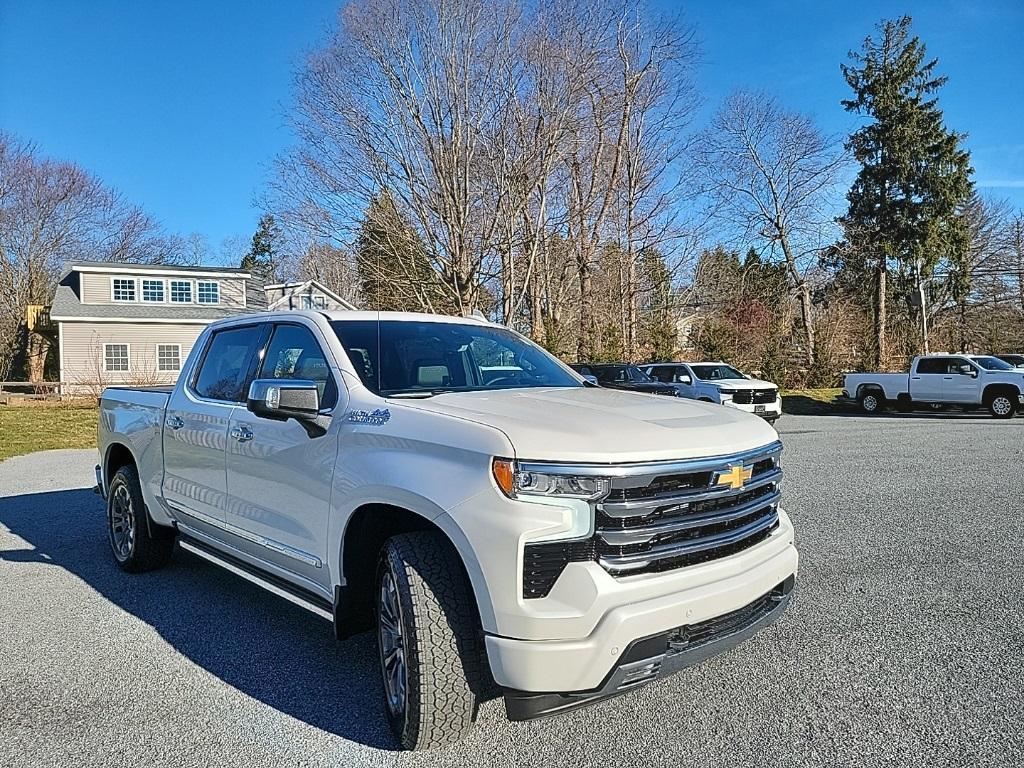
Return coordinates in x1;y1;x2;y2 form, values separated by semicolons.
385;389;456;398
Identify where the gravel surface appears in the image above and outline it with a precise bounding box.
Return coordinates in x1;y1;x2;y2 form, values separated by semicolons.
1;413;1022;767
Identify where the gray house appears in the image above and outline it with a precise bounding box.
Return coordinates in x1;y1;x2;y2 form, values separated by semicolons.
263;279;357;311
50;261;268;393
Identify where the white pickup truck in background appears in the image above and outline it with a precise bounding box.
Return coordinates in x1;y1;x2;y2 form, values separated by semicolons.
96;311;798;750
641;362;782;423
843;354;1024;418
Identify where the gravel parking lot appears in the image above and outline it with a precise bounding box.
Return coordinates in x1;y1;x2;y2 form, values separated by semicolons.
2;413;1023;767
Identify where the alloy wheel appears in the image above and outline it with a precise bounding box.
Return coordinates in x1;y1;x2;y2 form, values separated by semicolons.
378;567;407;718
109;484;135;560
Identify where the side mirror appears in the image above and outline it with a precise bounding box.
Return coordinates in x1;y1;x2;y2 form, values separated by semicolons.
675;374;692;385
959;365;977;377
582;374;599;385
247;379;320;421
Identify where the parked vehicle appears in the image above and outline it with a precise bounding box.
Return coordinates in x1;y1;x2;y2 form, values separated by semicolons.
641;362;782;424
995;353;1024;369
96;311;798;749
842;354;1024;418
569;362;680;396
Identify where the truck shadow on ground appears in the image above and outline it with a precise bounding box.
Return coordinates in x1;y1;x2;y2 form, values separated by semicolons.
0;487;401;750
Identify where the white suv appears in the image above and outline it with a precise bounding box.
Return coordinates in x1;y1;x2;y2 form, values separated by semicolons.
642;362;782;423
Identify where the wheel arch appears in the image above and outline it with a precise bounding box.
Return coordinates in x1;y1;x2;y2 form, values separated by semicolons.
103;442;138;493
335;501;494;638
982;382;1020;403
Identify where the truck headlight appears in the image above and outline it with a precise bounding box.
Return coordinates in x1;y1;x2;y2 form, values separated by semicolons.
492;458;609;500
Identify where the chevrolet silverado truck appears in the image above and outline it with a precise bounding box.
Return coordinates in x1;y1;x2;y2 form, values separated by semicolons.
641;362;782;423
843;354;1024;418
96;311;798;750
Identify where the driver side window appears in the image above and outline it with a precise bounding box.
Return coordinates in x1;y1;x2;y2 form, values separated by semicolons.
259;324;338;409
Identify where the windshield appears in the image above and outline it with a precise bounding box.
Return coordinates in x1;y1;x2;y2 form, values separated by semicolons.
593;365;652;384
330;320;582;396
971;356;1014;371
690;364;746;381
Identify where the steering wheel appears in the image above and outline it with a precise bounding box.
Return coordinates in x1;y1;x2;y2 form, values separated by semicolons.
486;375;523;387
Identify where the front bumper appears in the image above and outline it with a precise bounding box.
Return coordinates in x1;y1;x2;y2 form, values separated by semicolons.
723;397;782;419
503;575;795;720
485;528;798;695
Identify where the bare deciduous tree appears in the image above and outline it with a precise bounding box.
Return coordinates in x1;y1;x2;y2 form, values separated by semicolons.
698;92;846;368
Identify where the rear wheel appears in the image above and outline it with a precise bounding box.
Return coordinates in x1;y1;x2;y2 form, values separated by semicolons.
376;531;481;750
986;392;1017;419
858;390;883;414
107;465;175;572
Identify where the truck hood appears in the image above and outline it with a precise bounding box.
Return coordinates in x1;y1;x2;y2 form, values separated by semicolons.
703;378;777;390
395;387;778;463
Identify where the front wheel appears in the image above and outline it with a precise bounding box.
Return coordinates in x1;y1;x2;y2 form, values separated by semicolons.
987;393;1017;419
376;531;482;750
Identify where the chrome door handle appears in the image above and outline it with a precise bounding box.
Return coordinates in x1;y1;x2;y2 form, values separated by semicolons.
166;415;184;430
230;424;254;442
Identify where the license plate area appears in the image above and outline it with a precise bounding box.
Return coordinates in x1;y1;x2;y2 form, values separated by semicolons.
754;404;766;414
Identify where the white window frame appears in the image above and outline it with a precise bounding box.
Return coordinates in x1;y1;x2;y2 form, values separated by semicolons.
197;280;221;305
141;278;166;303
110;277;137;303
299;294;327;310
169;279;194;304
156;343;182;372
103;343;131;372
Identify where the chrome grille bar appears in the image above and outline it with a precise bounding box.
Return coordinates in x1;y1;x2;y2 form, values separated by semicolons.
597;489;781;546
597;510;780;574
600;467;782;517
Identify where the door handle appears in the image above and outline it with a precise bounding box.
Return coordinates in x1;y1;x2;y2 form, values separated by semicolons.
166;415;184;430
230;424;254;442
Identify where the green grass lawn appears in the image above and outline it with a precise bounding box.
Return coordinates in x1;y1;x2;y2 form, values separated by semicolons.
0;404;99;462
781;388;844;415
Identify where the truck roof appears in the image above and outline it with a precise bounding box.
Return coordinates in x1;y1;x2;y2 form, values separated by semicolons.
320;310;493;326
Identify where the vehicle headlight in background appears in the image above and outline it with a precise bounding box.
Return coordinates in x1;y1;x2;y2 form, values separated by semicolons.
492;459;609;500
718;389;736;397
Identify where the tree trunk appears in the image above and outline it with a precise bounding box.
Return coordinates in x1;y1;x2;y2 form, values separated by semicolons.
779;236;815;368
529;264;545;343
27;330;50;382
577;256;593;361
875;258;887;368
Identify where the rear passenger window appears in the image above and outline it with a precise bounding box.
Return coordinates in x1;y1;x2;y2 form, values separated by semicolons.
193;325;264;402
258;324;338;409
916;358;950;374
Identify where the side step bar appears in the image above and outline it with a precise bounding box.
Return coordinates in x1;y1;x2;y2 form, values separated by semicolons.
178;536;334;622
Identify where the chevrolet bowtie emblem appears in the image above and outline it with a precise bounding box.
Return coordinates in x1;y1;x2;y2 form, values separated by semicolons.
715;464;752;490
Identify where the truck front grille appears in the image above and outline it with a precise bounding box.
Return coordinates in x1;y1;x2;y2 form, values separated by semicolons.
521;442;783;596
731;389;777;405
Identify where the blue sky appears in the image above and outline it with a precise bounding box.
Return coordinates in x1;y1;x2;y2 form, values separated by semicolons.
2;0;1022;262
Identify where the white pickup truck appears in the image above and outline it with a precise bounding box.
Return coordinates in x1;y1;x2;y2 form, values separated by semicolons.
641;362;782;423
96;311;798;750
843;354;1024;418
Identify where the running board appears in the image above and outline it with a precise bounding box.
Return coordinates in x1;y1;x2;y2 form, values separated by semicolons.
178;537;334;622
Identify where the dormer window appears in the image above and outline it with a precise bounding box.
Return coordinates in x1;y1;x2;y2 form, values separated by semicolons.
112;278;136;302
170;280;193;303
141;279;165;302
197;281;220;304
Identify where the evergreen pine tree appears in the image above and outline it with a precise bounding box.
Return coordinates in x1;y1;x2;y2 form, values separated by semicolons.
840;15;973;364
241;214;283;284
354;192;441;312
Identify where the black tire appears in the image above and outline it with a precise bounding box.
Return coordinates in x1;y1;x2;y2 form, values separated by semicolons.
985;391;1017;419
858;389;883;414
107;465;175;573
376;531;481;750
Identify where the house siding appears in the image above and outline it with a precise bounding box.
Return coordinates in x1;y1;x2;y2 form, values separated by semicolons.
78;272;248;309
60;321;206;394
